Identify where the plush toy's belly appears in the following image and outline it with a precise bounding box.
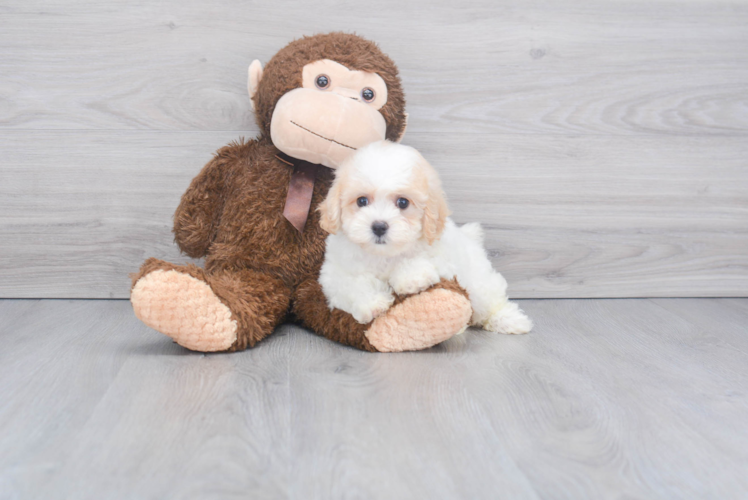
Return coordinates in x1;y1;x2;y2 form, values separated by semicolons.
204;155;333;289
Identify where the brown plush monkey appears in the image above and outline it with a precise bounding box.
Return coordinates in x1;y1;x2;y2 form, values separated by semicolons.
130;33;472;353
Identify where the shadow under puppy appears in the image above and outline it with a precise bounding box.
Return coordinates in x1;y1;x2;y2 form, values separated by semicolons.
318;140;532;337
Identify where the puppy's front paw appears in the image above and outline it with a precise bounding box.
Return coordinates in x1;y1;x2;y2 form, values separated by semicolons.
389;266;441;296
351;292;396;324
483;302;533;335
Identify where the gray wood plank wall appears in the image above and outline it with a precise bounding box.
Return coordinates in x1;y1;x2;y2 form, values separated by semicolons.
1;0;747;298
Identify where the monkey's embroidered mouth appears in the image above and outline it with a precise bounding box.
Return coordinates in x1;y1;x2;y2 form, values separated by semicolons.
290;121;356;150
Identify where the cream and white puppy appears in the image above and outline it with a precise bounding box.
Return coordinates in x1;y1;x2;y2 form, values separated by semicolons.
318;141;532;334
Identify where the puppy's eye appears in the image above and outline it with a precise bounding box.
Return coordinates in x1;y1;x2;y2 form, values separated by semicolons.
396;197;409;209
357;196;369;207
361;88;375;102
315;74;330;90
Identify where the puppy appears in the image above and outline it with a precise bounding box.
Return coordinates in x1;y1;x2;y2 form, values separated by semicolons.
318;141;532;335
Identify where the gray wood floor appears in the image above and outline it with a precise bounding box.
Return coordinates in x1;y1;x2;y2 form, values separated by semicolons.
1;298;746;499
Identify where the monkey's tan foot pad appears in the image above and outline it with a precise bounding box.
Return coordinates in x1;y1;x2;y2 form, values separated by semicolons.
131;269;237;352
365;288;472;352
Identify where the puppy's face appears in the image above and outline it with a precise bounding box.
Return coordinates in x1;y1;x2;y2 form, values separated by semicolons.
320;141;449;257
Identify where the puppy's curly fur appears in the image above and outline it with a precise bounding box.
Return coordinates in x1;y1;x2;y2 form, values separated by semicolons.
319;141;533;334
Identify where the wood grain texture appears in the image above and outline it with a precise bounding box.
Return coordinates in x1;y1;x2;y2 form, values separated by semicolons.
1;298;747;499
1;131;746;298
0;299;291;499
0;0;746;135
1;0;747;298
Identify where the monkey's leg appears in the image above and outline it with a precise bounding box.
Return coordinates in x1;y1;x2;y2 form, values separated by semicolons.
131;258;291;352
292;277;472;352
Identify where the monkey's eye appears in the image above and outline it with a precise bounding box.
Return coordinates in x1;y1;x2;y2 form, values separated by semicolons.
361;88;375;102
357;197;369;207
315;74;330;90
396;197;409;209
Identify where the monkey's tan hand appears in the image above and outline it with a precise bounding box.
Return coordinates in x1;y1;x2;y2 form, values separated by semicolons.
364;279;471;352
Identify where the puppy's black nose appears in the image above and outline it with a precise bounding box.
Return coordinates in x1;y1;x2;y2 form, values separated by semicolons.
371;221;388;237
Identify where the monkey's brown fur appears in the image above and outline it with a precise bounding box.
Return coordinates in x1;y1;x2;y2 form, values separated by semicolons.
131;33;467;352
253;34;407;142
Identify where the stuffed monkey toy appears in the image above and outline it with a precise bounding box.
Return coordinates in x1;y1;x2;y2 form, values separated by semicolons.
130;33;472;353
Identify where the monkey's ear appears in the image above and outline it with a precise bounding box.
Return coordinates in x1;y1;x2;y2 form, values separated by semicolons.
248;59;264;111
395;112;408;143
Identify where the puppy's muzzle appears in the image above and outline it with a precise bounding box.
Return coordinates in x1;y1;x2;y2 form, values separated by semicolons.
371;221;388;242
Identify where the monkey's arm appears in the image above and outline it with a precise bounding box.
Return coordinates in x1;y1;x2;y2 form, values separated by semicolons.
173;151;234;258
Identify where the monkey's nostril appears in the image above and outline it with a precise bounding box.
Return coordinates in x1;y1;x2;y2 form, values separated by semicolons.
371;221;388;237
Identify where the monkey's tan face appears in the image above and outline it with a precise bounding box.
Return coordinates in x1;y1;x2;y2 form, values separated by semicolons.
269;60;389;169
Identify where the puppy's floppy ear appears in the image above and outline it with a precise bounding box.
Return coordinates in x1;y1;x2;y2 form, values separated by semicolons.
319;176;343;234
421;159;450;244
